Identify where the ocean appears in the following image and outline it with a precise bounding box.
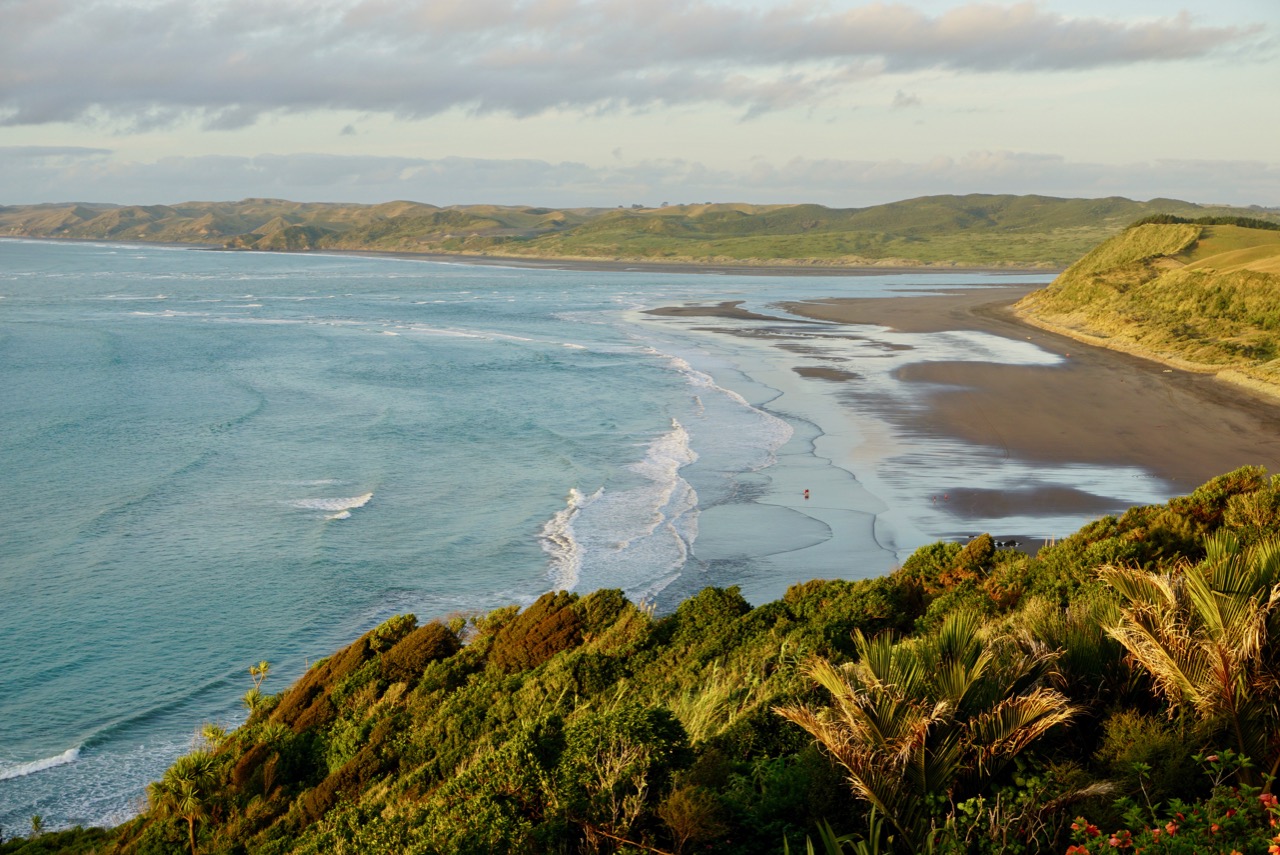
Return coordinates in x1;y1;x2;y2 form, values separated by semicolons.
0;239;1168;831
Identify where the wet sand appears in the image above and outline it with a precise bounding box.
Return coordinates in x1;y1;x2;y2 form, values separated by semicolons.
783;287;1280;500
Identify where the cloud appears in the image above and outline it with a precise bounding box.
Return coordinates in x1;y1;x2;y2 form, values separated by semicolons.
0;1;1263;129
0;145;113;159
891;90;922;109
2;147;1277;209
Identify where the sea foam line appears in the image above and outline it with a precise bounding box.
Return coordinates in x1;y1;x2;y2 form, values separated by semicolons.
291;492;374;520
0;747;81;781
628;419;698;540
539;487;602;590
650;347;794;470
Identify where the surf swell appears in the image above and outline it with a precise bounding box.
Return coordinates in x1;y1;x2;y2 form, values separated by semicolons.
291;492;373;513
539;420;700;600
0;747;81;781
538;487;602;590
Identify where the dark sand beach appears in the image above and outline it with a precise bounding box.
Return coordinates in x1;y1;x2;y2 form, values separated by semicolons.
782;287;1280;499
647;287;1280;527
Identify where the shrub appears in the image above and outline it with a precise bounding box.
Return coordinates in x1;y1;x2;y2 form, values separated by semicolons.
381;622;460;684
577;587;629;636
555;704;693;841
1067;753;1280;854
489;591;584;673
1093;710;1198;806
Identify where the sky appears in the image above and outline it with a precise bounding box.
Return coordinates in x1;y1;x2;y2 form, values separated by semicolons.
1;0;1277;208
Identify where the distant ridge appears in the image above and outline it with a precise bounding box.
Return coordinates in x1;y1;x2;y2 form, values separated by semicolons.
2;194;1277;268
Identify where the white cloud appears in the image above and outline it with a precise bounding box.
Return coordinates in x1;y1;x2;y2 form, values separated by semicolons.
0;1;1262;129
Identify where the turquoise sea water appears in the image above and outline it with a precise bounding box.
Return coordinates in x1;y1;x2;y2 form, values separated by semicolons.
0;240;1167;831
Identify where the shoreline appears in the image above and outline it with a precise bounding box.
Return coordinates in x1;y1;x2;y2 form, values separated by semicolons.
0;235;1059;278
779;288;1280;497
645;284;1280;532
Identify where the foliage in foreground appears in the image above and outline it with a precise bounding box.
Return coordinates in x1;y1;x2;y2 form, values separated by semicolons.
12;467;1280;854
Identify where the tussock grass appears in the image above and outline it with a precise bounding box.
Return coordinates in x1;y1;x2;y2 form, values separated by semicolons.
1017;223;1280;396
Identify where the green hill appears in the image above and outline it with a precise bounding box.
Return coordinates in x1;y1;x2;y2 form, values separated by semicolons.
16;468;1280;855
1016;220;1280;395
4;195;1276;268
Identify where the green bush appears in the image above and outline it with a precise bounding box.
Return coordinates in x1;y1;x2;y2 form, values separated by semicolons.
489;591;584;673
381;622;460;684
1093;710;1199;806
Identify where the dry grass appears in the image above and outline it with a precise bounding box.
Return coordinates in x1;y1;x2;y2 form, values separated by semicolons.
1017;224;1280;397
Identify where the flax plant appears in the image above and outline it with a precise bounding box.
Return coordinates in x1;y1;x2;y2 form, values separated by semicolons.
775;612;1076;850
1102;531;1280;788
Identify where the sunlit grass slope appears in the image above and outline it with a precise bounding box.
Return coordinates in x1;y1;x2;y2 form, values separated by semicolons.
1017;221;1280;394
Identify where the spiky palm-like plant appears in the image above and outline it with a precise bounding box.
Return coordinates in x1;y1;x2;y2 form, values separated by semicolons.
1103;531;1280;788
775;611;1076;850
148;750;217;855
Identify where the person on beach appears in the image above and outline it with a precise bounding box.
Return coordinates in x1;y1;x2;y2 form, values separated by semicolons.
803;489;810;500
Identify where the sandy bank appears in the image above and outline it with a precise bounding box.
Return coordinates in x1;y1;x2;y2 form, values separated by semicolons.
782;288;1280;497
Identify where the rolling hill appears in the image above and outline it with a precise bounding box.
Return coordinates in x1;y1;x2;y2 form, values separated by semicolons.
4;195;1277;268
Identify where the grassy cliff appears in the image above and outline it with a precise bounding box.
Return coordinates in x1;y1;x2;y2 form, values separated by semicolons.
5;195;1277;269
1016;219;1280;396
13;468;1280;854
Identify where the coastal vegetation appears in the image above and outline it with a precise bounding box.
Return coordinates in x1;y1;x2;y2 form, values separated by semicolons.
3;195;1276;269
11;467;1280;854
1016;219;1280;395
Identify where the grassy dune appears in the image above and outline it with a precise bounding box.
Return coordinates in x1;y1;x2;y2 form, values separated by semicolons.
1017;222;1280;395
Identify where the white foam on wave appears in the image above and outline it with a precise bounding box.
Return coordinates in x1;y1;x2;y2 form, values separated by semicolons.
655;348;794;471
0;747;81;781
628;419;698;538
539;487;602;590
405;325;486;340
291;492;373;515
544;421;700;600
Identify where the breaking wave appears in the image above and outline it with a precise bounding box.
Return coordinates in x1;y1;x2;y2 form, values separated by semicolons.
0;747;81;782
291;492;373;520
539;487;602;590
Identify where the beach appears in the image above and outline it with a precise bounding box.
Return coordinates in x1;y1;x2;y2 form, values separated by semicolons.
649;284;1280;536
786;288;1280;498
